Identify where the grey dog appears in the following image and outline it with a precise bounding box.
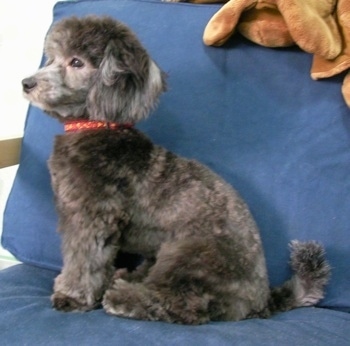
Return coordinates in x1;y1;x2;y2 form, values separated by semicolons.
22;16;330;324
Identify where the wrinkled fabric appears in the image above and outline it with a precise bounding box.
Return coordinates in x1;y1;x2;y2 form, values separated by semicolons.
0;264;349;346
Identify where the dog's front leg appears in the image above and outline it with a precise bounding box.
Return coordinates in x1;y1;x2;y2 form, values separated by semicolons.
51;211;126;312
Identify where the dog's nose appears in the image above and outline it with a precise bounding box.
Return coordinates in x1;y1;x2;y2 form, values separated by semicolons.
22;77;37;93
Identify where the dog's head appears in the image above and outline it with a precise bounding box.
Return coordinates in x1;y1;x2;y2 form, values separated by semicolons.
22;16;166;123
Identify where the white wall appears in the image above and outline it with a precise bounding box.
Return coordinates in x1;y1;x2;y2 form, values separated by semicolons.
0;0;59;268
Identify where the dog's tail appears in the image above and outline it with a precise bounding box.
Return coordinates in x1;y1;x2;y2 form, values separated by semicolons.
267;240;331;314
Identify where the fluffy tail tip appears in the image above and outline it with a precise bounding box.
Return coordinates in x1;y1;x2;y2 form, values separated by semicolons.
290;240;331;285
269;241;331;314
289;240;331;306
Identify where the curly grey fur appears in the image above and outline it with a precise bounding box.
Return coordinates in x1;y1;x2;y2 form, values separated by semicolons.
22;16;330;324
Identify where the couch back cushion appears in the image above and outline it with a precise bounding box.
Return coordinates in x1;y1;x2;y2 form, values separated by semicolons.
2;0;350;311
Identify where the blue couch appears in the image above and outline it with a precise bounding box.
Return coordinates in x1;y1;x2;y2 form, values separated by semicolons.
1;0;350;344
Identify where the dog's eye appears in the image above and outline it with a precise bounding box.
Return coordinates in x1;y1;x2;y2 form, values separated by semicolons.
69;58;84;68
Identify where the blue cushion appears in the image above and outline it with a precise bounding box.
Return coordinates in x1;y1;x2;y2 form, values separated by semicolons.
1;264;350;345
2;0;350;313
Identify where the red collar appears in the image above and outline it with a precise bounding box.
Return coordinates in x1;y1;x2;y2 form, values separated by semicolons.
64;120;134;133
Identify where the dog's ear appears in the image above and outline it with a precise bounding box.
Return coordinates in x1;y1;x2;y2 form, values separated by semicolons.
87;39;166;123
99;40;147;88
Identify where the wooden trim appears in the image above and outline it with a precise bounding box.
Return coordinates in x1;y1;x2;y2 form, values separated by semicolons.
0;137;22;168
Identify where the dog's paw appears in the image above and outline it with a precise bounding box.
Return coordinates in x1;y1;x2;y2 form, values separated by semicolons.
113;268;128;280
51;292;96;312
103;279;150;319
103;279;137;318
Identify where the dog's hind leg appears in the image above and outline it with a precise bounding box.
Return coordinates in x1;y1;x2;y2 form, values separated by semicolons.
103;234;266;324
102;242;215;324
